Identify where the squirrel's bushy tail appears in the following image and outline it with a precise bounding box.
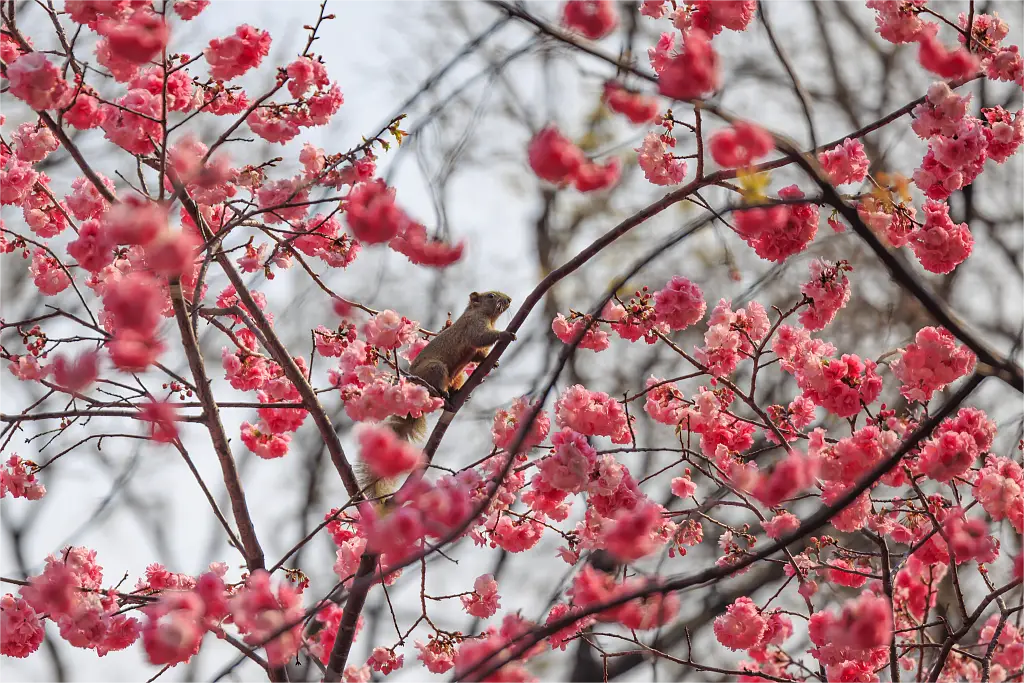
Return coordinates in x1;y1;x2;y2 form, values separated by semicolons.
385;414;427;442
359;415;427;502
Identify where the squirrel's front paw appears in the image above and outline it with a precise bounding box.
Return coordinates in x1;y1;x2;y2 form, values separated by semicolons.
499;330;517;343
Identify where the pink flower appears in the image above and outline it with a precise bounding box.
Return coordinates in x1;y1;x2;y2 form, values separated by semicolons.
0;31;30;63
0;594;44;658
908;200;973;274
973;456;1023;533
30;248;71;296
64;92;102;130
5;52;74;110
866;0;930;44
683;0;756;36
416;638;455;674
539;429;597;493
100;194;167;247
0;455;46;500
818;138;869;186
461;574;501;618
552;312;610;352
914;115;988;200
24;199;70;238
95;37;140;81
918;26;980;80
240;421;291;459
752;449;819;508
708;122;774;167
639;0;667;19
603;81;659;124
51;350;99;393
8;354;48;382
1;157;39;205
304;82;344;125
762;512;800;539
362;310;418;350
97;8;168;64
561;1;619;39
799;259;852;331
797;353;883;419
733;185;818;262
345;180;413;244
140;592;204;666
670;472;696;498
657;29;720;101
648;31;677;74
654;276;706;330
528;126;585;184
714;596;766;650
942;508;998;564
826;592;893;652
285;56;329;99
204;25;271;81
911;82;971;139
388;223;465;268
131;67;199;113
367;647;404;675
230;571;303;667
986;45;1023;85
572;157;621;192
919;430;977;483
145;230;199;278
358;424;424;480
636;132;687;185
602;499;669;562
827;559;869;588
980;106;1024;163
246;107;300;144
492;397;550;451
140;400;179;443
12;122;58;163
173;0;210;20
554;384;632;444
66;175;115;221
891;326;976;403
256;176;310;225
103;272;164;333
99;89;163;154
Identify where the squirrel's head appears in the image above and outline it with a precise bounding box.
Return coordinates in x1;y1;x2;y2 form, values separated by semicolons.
468;291;512;319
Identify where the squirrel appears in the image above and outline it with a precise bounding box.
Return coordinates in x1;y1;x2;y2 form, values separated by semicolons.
359;291;515;501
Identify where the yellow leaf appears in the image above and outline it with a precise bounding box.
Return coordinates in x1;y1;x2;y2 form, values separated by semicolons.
737;167;771;204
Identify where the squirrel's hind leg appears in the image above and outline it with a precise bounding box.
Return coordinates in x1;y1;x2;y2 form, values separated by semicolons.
413;360;449;398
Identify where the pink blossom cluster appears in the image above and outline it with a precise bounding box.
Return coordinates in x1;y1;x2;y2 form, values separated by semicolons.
708;121;774;168
653;275;706;330
528;125;621;192
655;29;721;101
12;547;141;659
358;471;478;562
818;138;870;186
561;0;619;40
798;259;852;331
891;326;977;403
713;596;791;651
809;592;893;680
694;298;770;376
602;81;659;124
331;345;443;423
568;565;680;631
492;397;551;451
554;384;632;444
635;131;688;185
733;185;819;262
0;454;46;500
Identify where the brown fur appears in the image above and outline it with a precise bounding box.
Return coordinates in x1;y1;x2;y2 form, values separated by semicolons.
361;292;514;501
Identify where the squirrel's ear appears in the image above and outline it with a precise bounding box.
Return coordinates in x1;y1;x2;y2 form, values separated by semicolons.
469;291;481;303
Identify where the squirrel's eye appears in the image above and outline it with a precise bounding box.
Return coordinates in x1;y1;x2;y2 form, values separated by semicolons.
487;293;495;299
